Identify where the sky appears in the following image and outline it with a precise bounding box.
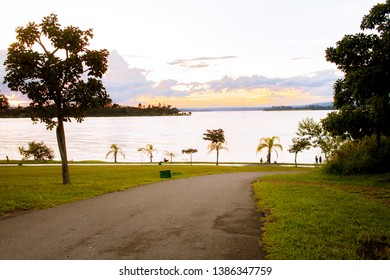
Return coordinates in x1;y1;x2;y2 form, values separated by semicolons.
0;0;381;108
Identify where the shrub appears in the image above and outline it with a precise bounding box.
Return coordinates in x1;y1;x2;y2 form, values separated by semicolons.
18;141;55;161
323;135;390;175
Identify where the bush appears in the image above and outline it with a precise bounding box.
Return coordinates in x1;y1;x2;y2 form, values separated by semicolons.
323;135;390;175
18;141;55;161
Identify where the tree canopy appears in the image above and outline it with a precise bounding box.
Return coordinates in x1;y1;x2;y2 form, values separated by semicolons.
324;1;390;142
3;14;111;184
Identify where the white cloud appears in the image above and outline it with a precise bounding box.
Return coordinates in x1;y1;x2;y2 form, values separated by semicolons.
1;49;340;107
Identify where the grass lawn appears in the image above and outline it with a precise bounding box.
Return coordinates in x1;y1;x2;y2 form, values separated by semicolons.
0;163;295;218
253;171;390;259
2;163;389;259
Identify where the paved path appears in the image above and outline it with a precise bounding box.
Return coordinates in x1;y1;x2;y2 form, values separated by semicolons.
0;172;270;260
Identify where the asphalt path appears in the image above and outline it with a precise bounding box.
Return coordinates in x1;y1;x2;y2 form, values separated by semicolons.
0;172;272;260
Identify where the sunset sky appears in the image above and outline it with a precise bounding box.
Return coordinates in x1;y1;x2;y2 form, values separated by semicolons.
0;0;380;107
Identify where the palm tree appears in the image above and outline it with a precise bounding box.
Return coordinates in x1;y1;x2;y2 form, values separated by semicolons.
105;144;125;163
141;144;157;163
207;142;228;166
256;136;283;163
182;148;198;165
163;151;177;162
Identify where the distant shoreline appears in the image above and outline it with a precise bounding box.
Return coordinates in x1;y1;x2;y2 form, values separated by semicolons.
0;103;335;118
180;103;334;112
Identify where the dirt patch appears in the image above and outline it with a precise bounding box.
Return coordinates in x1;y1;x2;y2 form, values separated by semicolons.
357;236;390;260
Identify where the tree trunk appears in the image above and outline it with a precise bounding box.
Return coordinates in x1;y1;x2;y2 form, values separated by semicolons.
56;119;71;185
216;149;219;166
294;152;298;167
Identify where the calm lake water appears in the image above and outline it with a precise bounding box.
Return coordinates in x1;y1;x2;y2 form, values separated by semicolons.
1;111;331;164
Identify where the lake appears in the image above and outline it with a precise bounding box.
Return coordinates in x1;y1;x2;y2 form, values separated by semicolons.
0;110;331;164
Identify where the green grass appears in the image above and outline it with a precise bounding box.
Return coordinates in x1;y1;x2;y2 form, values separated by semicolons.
253;171;390;259
0;164;298;218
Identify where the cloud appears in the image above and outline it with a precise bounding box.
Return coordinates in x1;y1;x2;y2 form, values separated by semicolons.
203;70;340;98
291;57;310;61
0;49;340;108
168;56;238;68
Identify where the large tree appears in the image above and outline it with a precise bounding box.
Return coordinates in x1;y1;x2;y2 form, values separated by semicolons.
3;14;111;184
203;128;228;165
324;1;390;143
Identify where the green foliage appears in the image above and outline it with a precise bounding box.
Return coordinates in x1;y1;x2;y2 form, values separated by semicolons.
18;141;54;161
324;1;390;140
296;117;343;159
253;172;390;259
323;135;390;175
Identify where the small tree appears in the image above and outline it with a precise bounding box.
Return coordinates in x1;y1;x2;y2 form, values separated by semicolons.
203;129;228;165
19;141;54;161
163;151;177;162
288;137;311;167
105;144;125;163
3;14;111;184
256;136;283;163
182;148;198;165
297;118;343;160
0;93;10;111
139;144;157;163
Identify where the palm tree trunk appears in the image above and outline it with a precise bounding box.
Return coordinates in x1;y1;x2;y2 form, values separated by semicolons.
56;119;71;185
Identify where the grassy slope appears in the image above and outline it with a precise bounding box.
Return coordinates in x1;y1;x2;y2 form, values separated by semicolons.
253;171;390;259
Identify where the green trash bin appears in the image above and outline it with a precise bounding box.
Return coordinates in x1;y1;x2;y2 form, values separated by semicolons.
160;170;172;178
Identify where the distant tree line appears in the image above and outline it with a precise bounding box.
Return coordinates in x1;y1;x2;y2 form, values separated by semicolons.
264;105;335;111
0;104;181;118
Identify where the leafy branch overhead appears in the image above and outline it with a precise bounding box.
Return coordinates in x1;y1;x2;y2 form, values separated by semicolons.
4;13;111;128
324;1;390;142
